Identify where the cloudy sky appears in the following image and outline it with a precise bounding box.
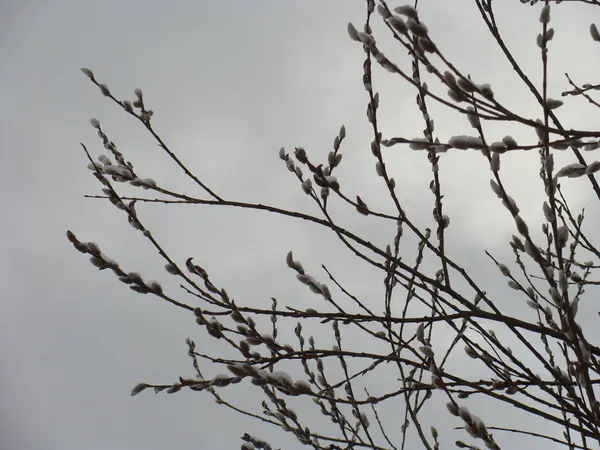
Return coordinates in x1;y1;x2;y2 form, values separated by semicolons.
3;1;600;449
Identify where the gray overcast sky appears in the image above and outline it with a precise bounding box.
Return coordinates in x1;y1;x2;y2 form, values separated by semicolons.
2;1;600;449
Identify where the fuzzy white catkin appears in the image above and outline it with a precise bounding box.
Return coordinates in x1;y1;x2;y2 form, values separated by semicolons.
558;270;568;294
324;176;339;190
508;280;520;290
466;107;480;128
394;5;417;18
545;154;554;173
503;196;519;215
407;19;428;36
556;163;586;178
139;178;157;188
551;141;569;150
347;23;360;41
585;161;600;175
356;31;376;47
449;135;483;150
524;240;537;260
447;89;463;102
556;225;569;248
515;215;528;236
388;15;408;34
498;264;510;277
98;155;111;165
490;153;500;172
489;142;506;153
543;201;555;222
410;138;430;150
535;119;545;140
490;179;502;197
102;165;119;176
457;77;476;92
376;4;391;18
590;24;600;42
539;5;550;24
502;135;518;149
301;179;312;195
443;71;457;87
545;98;563;109
293;380;311;393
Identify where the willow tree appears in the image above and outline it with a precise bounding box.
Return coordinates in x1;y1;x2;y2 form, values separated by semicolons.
68;1;600;449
